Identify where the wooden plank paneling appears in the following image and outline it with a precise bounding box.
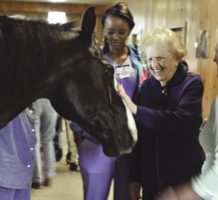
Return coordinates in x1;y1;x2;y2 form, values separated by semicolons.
0;1;110;15
0;1;112;49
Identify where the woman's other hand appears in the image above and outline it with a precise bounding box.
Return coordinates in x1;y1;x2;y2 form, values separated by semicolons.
73;132;84;148
129;182;141;200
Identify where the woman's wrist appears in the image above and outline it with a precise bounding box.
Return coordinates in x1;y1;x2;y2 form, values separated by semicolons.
117;83;137;114
123;94;137;114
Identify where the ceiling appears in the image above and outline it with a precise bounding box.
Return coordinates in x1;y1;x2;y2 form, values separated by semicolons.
8;0;114;4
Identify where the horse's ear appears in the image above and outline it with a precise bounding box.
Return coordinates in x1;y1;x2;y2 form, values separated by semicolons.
80;7;96;46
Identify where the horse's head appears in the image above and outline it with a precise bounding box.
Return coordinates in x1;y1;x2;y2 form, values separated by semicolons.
50;7;137;156
0;7;137;156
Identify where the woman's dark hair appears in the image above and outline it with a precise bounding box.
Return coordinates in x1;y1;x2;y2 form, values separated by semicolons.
102;2;135;54
101;2;135;30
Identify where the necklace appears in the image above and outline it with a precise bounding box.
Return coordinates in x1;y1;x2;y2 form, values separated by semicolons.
107;47;129;65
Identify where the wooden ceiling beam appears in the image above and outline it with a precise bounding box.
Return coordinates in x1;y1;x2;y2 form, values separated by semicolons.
0;1;110;15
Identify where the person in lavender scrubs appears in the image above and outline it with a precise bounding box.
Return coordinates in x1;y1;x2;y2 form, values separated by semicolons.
117;27;205;200
0;109;36;200
70;2;147;200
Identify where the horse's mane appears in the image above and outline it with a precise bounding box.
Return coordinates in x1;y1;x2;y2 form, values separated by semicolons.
0;16;78;93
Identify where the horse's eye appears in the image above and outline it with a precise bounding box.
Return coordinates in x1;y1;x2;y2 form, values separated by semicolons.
105;66;114;79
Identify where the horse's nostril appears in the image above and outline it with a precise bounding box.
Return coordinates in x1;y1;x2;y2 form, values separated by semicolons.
102;141;120;157
116;133;133;151
101;131;134;157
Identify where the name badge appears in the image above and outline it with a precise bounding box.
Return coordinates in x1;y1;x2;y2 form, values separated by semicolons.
115;64;131;79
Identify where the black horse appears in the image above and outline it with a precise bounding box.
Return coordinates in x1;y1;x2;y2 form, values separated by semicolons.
0;7;137;156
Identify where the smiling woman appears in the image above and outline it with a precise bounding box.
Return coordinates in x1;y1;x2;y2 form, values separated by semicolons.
69;2;146;200
142;27;187;87
118;27;205;200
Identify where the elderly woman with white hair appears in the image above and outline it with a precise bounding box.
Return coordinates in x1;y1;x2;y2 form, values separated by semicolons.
155;42;218;200
117;27;205;200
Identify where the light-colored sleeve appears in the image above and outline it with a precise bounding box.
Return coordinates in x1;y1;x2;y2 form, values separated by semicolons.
191;97;218;200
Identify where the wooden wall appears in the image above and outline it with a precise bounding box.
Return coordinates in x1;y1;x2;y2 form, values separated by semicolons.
0;1;109;15
114;0;218;117
1;0;218;117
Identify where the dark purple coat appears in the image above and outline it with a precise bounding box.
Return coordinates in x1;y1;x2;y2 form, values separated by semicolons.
129;61;205;193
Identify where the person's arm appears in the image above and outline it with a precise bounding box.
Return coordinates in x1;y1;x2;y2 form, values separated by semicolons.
191;97;218;199
70;121;99;145
118;77;203;133
117;84;137;114
135;78;203;132
69;121;84;147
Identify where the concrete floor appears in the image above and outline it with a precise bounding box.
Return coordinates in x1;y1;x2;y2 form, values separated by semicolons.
31;160;83;200
31;127;114;200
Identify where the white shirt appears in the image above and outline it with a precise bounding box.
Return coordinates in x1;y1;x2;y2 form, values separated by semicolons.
191;96;218;200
